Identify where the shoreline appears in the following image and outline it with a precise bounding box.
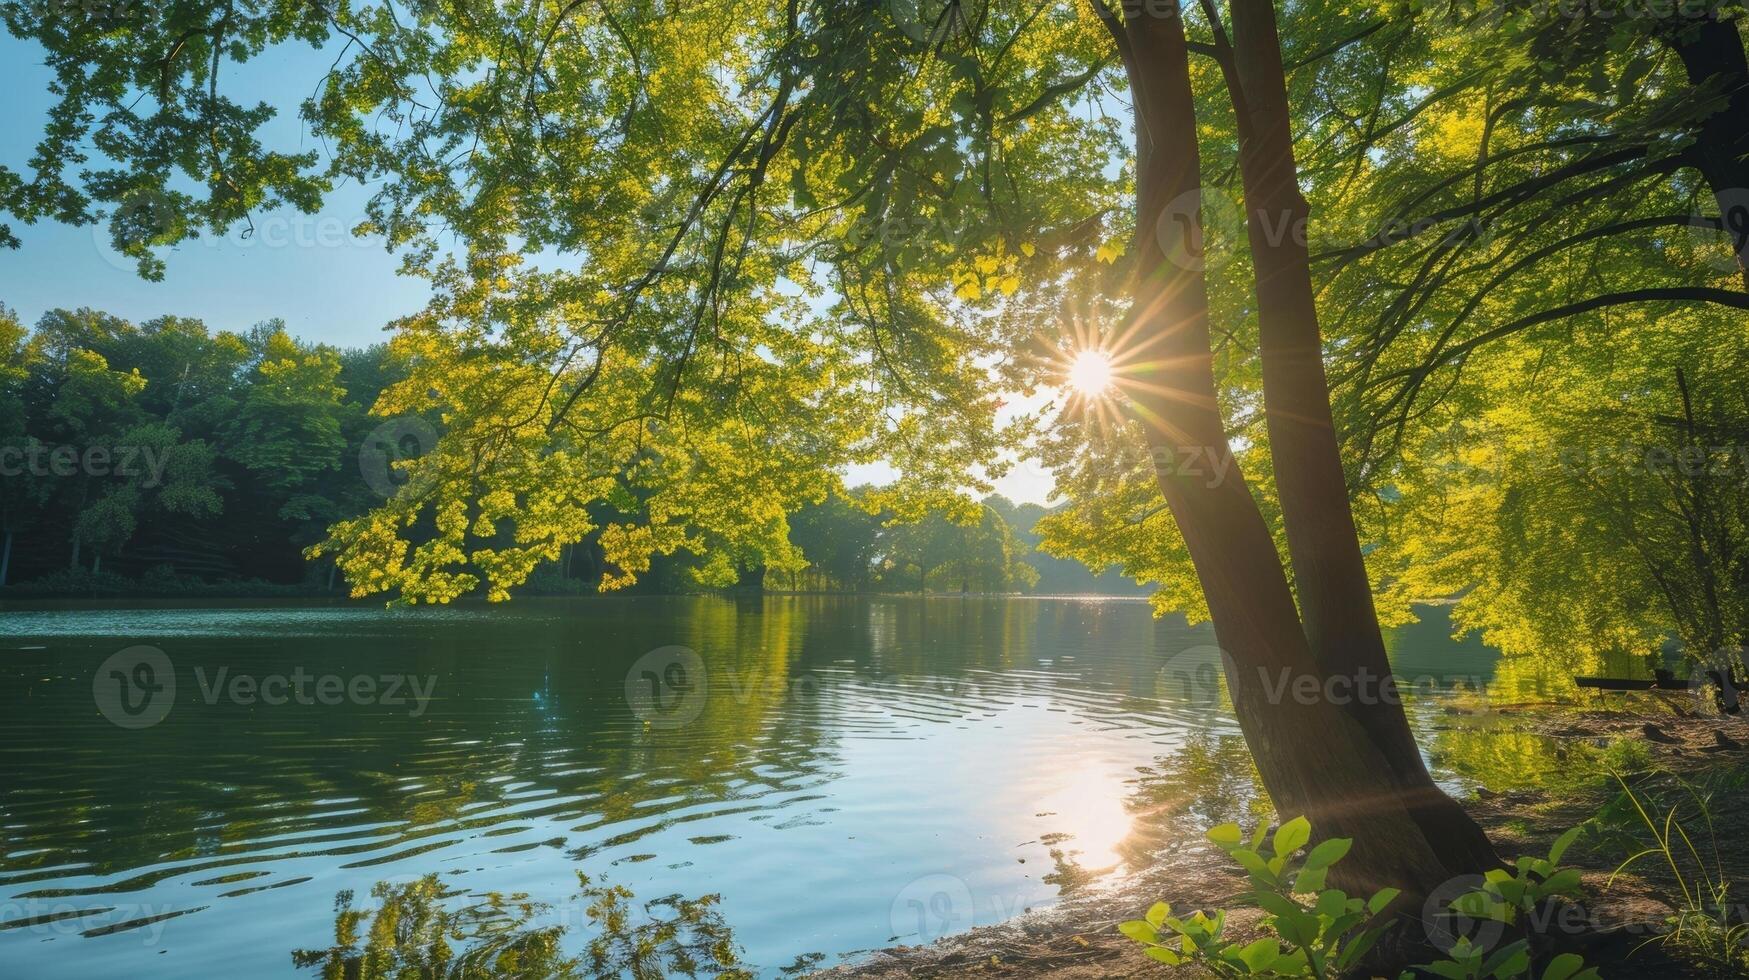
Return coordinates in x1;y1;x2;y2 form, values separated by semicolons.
815;708;1749;979
0;590;1148;612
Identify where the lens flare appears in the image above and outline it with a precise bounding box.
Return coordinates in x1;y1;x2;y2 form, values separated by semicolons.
1067;349;1114;397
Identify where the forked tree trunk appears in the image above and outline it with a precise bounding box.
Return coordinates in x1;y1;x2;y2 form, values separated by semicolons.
1222;0;1501;875
1113;4;1487;904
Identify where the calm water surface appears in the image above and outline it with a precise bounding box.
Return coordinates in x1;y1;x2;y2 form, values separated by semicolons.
0;596;1542;977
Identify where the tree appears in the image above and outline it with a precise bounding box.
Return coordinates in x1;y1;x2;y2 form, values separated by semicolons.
877;511;968;592
0;305;41;586
1372;312;1749;673
1205;0;1504;880
787;490;884;591
0;310;418;588
220;326;348;526
70;420;226;574
44;347;148;568
877;503;1038;592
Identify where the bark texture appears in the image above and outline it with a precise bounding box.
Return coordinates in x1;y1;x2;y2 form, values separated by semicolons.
1111;2;1497;906
1223;0;1502;876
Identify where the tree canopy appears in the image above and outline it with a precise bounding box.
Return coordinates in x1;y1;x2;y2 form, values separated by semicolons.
6;0;1746;655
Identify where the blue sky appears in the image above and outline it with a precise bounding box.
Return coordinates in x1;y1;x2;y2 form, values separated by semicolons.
1;36;429;350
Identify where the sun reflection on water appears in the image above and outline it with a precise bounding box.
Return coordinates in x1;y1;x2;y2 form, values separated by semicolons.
1038;767;1133;873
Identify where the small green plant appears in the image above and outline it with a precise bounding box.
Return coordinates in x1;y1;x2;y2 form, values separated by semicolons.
1119;816;1399;978
1405;939;1599;980
1415;829;1592;980
1122;818;1605;980
1446;827;1586;928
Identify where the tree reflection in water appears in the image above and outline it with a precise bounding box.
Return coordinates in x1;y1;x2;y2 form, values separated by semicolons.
1116;732;1272;870
291;872;751;979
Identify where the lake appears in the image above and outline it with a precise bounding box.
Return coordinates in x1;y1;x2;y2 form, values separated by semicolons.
0;596;1558;978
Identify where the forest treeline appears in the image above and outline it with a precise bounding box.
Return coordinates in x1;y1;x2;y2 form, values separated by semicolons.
0;305;1140;598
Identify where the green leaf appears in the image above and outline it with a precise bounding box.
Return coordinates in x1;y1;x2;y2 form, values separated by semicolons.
1327;911;1366;937
1271;906;1322;948
1496;879;1528;907
1207;823;1244;847
1337;928;1384;971
1315;889;1348;921
1143;946;1181;965
1235;938;1280;972
1303;837;1352;871
1482;939;1530;978
1145;902;1169;928
1117;920;1157;944
1273;816;1312;857
1548;827;1582;866
1254;891;1304;922
1451;891;1504;920
1232;848;1278;886
1542;952;1586;980
1539;868;1583;898
1367;887;1402;915
1249;821;1271;851
1274;949;1310;974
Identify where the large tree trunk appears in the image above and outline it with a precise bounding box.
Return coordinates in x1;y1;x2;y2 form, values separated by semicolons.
1663;13;1749;289
1221;0;1501;875
1115;5;1479;903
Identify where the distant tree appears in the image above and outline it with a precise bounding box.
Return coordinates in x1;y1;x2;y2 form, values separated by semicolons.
70;420;225;574
984;494;1146;595
0;310;418;587
221;327;348;518
787;490;884;591
0;306;40;586
44;347;146;569
876;504;1036;593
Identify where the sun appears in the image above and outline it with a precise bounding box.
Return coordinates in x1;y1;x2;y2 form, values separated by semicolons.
1067;349;1114;397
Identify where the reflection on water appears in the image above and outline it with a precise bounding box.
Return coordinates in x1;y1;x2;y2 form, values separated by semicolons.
0;596;1551;977
290;872;751;980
